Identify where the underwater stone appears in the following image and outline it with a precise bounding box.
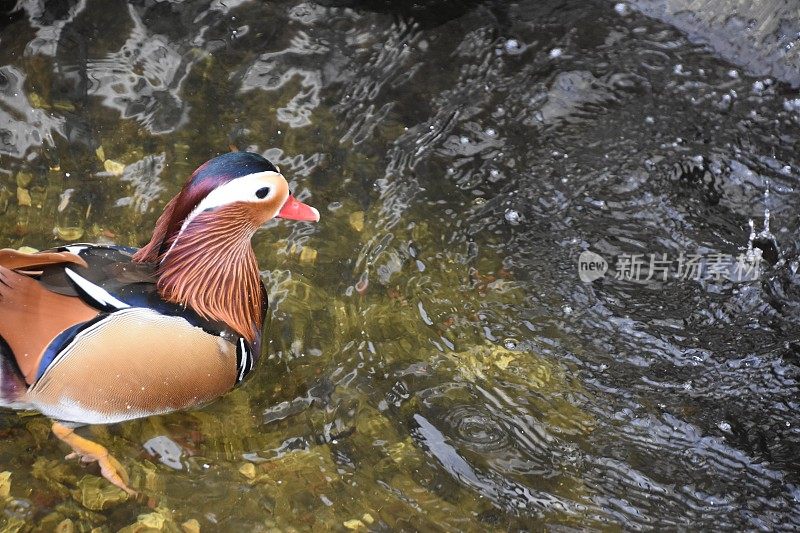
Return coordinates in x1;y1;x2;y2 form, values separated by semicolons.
0;471;10;497
73;475;128;511
16;187;31;207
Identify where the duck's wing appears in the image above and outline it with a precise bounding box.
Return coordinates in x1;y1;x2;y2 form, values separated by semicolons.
37;245;239;337
0;248;88;271
34;245;155;302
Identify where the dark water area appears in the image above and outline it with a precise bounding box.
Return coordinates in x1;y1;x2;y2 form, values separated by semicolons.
1;0;800;530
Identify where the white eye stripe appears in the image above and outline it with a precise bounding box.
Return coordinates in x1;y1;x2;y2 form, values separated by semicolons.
192;171;281;214
161;171;283;260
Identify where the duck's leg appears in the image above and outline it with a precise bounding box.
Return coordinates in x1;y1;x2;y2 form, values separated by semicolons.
51;421;136;496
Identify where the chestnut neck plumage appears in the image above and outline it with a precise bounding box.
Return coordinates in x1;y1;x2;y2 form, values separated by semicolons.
133;203;263;343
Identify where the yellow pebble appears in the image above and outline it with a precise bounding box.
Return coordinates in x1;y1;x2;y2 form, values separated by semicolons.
362;513;374;524
0;471;10;497
16;187;31;207
15;172;32;188
343;519;365;530
28;92;45;108
138;512;166;529
54;226;84;241
239;463;256;479
181;518;201;533
349;211;365;232
299;247;318;264
55;519;75;533
53;101;75;112
104;159;125;176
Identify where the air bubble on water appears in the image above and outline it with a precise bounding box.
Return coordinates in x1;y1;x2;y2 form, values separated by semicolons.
645;116;655;124
753;80;765;93
485;128;497;137
490;169;500;178
504;39;524;55
587;198;606;209
727;69;739;78
549;48;563;59
718;421;732;432
784;98;800;112
504;209;521;225
503;339;517;350
563;305;573;315
614;3;629;15
460;136;469;144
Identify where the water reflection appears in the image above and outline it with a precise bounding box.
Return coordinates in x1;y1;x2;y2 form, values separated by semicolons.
1;0;799;530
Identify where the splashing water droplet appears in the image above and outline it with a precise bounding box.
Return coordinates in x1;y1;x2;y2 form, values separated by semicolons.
504;39;523;54
504;209;521;225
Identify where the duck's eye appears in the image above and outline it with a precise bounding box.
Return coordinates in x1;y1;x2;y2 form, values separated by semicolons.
255;187;271;199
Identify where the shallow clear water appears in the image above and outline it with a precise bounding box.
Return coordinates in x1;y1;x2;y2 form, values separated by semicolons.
1;0;800;530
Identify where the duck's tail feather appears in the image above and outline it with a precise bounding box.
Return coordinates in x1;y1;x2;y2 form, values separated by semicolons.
0;248;87;271
0;335;28;409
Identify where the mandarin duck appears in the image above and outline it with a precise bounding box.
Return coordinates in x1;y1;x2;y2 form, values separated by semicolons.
0;151;319;495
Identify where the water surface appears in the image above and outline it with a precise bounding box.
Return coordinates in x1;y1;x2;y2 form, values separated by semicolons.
1;0;799;530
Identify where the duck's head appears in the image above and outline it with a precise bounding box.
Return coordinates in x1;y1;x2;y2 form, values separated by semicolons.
133;151;319;264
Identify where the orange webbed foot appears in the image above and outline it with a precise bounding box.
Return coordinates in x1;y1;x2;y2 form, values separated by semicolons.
51;421;136;496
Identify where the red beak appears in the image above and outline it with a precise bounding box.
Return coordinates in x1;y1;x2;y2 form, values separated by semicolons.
277;195;320;222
